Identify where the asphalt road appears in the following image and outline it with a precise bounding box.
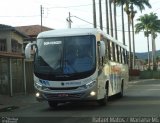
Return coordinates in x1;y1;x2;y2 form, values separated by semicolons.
1;79;160;123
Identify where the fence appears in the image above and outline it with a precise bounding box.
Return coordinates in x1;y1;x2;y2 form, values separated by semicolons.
140;70;160;79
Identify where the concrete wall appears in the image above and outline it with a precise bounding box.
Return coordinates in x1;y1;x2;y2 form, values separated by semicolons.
140;71;160;79
0;30;26;96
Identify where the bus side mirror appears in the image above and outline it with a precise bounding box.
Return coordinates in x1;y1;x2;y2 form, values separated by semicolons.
98;41;106;57
25;42;36;59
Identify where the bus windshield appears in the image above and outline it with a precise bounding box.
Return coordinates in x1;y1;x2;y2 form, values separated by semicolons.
34;35;96;81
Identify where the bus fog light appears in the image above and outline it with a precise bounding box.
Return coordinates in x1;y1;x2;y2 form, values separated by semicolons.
90;91;96;96
36;92;40;97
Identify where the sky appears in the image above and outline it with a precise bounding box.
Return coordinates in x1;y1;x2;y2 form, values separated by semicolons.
0;0;160;53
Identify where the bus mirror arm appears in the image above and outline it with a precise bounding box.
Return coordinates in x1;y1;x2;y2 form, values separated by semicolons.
25;42;37;59
98;41;106;57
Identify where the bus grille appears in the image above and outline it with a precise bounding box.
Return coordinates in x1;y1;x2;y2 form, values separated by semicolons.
44;93;84;99
48;87;78;90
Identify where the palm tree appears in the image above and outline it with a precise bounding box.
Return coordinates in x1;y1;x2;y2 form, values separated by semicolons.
113;0;118;39
135;13;160;70
135;14;152;70
111;0;126;45
112;0;132;68
93;0;97;28
99;0;103;30
113;0;151;69
105;0;109;34
148;13;160;70
130;0;151;69
111;0;126;68
109;0;114;37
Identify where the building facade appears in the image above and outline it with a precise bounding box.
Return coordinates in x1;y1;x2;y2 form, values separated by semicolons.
0;24;53;96
0;24;28;96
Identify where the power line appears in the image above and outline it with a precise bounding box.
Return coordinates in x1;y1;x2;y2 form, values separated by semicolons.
47;2;108;9
0;15;40;18
69;14;144;33
48;4;93;9
72;15;93;25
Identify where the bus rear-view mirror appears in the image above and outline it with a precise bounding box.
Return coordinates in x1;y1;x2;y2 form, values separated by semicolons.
25;42;36;59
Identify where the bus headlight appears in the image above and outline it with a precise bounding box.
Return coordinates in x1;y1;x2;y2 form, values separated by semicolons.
86;80;96;88
90;91;96;96
35;82;42;90
36;92;40;97
35;82;48;90
78;80;96;90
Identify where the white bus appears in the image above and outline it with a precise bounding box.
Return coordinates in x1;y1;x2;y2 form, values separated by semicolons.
25;28;129;107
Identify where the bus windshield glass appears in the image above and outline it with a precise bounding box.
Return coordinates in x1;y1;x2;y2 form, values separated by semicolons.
34;35;96;81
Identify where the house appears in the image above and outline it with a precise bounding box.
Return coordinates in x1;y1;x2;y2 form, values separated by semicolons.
0;24;53;96
146;62;160;71
134;59;146;71
16;25;53;92
16;25;53;47
0;24;28;96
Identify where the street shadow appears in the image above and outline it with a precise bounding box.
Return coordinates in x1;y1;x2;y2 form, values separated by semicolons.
41;95;124;112
0;106;19;112
43;101;100;111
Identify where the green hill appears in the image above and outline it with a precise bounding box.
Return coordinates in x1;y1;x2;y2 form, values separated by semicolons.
135;50;160;60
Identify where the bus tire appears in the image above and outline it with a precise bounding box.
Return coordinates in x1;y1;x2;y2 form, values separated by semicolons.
97;83;108;106
117;82;124;98
48;101;58;108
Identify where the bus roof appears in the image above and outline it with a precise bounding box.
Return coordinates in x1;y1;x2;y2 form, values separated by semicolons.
37;28;127;49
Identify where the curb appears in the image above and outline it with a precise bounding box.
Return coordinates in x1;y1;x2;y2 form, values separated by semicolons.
129;79;156;84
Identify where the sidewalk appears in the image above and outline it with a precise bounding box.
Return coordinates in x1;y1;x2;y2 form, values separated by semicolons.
0;93;36;112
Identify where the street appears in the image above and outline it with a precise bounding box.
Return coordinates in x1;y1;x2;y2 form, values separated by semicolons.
1;79;160;123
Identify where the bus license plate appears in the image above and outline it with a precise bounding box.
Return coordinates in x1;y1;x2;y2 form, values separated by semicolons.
58;93;68;97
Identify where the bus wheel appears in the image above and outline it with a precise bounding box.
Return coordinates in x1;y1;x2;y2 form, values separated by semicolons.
48;101;58;108
117;82;124;98
97;85;108;106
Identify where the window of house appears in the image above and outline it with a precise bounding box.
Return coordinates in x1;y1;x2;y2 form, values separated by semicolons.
0;39;7;51
11;39;22;53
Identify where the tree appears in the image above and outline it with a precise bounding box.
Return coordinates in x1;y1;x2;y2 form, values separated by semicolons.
113;0;151;69
130;0;151;69
113;0;118;39
105;0;109;34
135;14;152;70
99;0;103;30
135;13;160;70
109;0;114;37
148;13;160;70
93;0;97;28
111;0;126;45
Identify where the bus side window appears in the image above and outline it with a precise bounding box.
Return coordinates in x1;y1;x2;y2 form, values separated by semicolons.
103;38;109;63
120;47;123;63
123;49;128;64
112;42;116;61
97;41;105;67
107;40;111;60
115;45;119;62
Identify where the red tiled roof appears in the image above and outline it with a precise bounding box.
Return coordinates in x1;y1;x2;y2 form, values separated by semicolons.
0;24;28;38
15;25;53;37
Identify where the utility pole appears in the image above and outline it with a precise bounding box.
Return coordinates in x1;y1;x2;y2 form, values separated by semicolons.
40;5;43;32
67;12;72;28
93;0;97;28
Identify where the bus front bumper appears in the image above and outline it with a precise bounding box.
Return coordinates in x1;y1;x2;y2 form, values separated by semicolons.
35;87;97;102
